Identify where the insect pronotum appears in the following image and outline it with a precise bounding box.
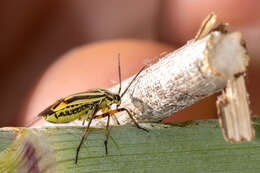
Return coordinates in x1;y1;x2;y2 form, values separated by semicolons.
37;55;148;164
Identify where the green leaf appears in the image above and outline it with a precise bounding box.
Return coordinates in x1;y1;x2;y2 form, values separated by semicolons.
1;119;260;173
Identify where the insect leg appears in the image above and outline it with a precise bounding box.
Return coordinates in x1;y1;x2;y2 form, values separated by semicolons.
104;113;110;154
75;104;98;164
92;113;117;154
112;114;120;125
94;112;120;125
117;108;149;132
82;120;85;126
97;108;148;132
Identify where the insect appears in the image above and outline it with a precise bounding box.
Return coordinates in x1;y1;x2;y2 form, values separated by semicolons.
38;55;148;164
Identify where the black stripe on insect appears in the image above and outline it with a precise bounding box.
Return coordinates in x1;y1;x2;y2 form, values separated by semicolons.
37;54;149;164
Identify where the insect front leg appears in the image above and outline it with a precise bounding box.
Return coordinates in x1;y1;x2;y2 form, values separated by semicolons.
116;108;149;132
111;114;120;125
97;108;149;132
94;113;120;125
75;104;99;164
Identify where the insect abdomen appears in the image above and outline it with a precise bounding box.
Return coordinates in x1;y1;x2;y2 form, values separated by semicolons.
44;103;91;123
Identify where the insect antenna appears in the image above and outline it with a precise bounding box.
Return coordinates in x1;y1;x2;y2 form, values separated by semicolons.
120;65;146;98
118;53;122;95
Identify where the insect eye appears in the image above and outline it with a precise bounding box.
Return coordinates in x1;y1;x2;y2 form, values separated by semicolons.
114;95;120;101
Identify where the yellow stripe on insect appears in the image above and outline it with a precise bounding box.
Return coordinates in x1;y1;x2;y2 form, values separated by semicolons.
37;54;148;164
52;101;68;111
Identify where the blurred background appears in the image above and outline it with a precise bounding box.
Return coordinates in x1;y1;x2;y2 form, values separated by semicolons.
0;0;259;127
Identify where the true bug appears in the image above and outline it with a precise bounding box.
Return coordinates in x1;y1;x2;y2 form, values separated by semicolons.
38;55;148;164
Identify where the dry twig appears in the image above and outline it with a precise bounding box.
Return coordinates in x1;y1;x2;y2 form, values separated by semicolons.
92;13;251;139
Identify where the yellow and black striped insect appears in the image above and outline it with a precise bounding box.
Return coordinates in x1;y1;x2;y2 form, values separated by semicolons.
38;56;148;164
